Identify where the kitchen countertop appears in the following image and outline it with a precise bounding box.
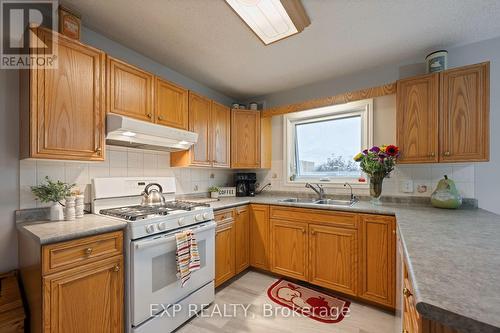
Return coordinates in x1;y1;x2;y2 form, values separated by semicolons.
17;214;127;245
210;195;500;333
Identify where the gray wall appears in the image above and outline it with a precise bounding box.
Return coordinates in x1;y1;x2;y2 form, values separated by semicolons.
0;69;19;272
82;27;235;106
254;35;500;215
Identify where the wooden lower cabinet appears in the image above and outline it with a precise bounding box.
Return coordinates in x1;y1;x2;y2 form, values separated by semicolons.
19;231;124;333
43;256;123;333
402;259;457;333
359;214;396;308
270;219;308;280
214;206;250;287
249;204;270;270
215;220;235;287
234;206;250;274
309;224;358;296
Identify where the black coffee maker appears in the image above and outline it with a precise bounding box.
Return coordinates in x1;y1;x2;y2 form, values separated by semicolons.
235;173;257;197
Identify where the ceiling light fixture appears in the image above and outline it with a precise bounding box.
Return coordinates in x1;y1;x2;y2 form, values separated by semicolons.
225;0;310;45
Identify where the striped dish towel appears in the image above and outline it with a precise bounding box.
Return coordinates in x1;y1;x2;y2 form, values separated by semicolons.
175;230;201;287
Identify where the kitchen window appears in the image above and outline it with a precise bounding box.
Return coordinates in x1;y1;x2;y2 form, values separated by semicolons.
283;99;373;185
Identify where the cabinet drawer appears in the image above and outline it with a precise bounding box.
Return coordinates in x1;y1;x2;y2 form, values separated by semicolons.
270;206;357;228
42;231;123;275
214;208;235;225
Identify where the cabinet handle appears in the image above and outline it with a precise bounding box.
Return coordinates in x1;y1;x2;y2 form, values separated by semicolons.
402;330;409;333
443;151;451;156
147;113;152;118
85;248;93;256
158;115;164;121
403;287;412;298
302;229;306;234
113;265;120;272
429;152;435;157
95;147;102;153
311;230;316;235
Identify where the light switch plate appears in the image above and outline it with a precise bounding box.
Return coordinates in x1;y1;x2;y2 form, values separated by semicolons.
400;180;414;193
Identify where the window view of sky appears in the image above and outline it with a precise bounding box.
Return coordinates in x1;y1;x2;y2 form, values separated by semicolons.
295;116;361;176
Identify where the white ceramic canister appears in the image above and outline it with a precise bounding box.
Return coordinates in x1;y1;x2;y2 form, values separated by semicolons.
65;196;76;221
75;194;85;218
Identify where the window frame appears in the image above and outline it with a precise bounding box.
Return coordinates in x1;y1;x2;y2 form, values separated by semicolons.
283;98;373;187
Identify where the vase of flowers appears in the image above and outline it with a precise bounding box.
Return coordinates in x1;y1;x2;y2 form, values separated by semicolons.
31;176;75;221
354;145;400;205
208;186;220;199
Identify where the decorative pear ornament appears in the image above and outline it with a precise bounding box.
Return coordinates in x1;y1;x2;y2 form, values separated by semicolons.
431;175;462;209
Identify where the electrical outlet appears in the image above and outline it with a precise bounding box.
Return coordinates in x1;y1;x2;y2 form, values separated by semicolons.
400;180;414;193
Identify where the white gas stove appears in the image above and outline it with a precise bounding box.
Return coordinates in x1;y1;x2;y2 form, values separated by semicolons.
91;177;216;333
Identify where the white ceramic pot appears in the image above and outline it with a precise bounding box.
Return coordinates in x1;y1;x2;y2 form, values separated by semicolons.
49;202;64;221
210;191;219;199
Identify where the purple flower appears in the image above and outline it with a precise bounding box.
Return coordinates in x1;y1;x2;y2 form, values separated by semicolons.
362;149;368;155
370;146;380;153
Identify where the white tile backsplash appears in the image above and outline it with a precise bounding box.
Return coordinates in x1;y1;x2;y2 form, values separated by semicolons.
20;146;234;209
255;161;476;199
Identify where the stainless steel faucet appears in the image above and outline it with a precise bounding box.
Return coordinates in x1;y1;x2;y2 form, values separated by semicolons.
305;183;325;200
344;182;355;201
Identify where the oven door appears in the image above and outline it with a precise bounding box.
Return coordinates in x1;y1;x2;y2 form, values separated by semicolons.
130;221;215;326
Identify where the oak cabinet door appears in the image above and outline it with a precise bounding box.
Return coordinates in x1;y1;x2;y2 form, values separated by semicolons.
107;57;153;122
234;206;250;274
359;214;396;308
43;256;123;333
215;222;235;287
440;62;489;162
211;102;231;168
396;73;439;163
28;28;105;161
270;219;308;280
231;109;261;168
188;92;212;166
309;224;358;296
249;205;270;270
155;77;188;130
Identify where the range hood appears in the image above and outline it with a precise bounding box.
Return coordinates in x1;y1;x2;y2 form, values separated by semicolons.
106;113;198;152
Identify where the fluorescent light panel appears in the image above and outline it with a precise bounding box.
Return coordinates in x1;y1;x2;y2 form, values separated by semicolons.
226;0;302;45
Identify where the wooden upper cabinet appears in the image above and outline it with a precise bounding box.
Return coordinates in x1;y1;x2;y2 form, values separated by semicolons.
107;56;154;122
20;28;105;161
309;224;358;296
211;101;231;168
249;204;270;271
189;92;212;166
231;109;261;168
43;256;123;333
359;214;396;308
396;73;439;163
440;62;489;162
270;219;308;281
234;206;250;274
155;77;188;129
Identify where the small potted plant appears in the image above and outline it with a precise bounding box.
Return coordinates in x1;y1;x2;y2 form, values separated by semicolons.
353;145;400;205
31;176;75;221
208;186;220;199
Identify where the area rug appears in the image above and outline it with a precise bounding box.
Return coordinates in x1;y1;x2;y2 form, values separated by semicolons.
267;279;351;324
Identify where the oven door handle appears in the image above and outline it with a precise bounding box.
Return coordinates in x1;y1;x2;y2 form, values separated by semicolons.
134;221;216;250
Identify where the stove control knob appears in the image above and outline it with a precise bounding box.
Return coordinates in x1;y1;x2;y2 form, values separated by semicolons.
195;214;203;221
145;224;155;234
178;217;185;226
203;212;210;220
157;222;166;231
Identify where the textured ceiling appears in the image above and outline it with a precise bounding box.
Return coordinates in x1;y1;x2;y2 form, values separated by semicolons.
62;0;500;99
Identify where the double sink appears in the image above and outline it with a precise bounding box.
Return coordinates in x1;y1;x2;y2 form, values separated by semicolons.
278;197;358;207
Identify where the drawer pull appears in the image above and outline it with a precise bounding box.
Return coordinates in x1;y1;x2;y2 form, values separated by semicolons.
147;113;152;118
85;248;93;256
113;265;120;272
158;115;164;121
443;151;451;156
403;287;412;297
